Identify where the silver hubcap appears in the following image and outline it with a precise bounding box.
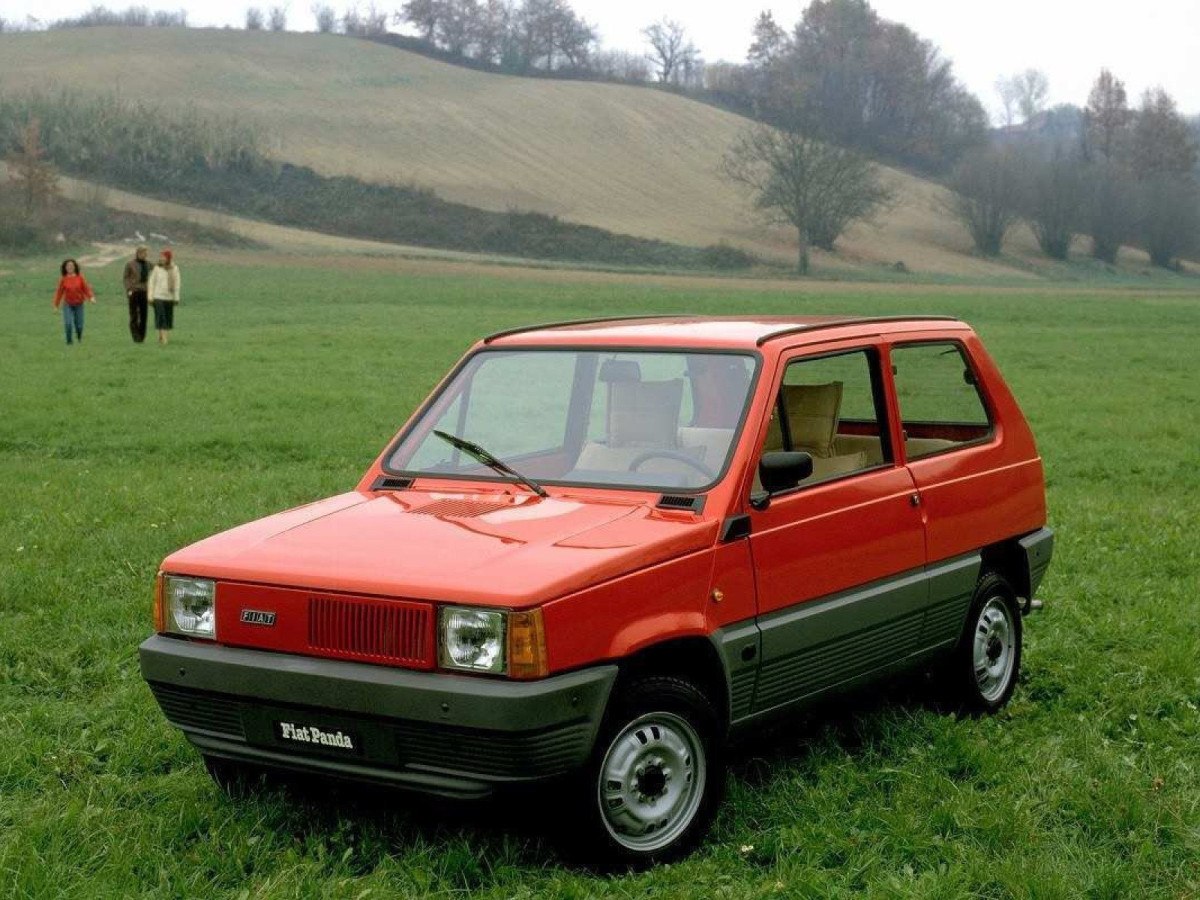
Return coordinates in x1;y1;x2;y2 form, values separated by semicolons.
974;597;1016;702
597;712;706;852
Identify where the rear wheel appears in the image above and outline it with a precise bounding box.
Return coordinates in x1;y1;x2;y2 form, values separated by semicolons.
561;675;725;867
952;573;1022;713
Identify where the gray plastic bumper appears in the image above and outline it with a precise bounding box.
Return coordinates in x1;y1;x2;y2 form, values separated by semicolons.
140;635;617;797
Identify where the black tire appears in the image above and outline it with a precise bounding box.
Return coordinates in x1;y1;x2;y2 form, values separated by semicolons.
202;754;268;799
951;572;1023;714
558;675;725;868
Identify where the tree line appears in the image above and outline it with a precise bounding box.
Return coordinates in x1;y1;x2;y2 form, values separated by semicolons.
947;72;1199;268
388;0;986;171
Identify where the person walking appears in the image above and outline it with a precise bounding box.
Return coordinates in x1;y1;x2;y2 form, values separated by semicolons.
147;248;182;345
122;245;151;343
52;258;95;346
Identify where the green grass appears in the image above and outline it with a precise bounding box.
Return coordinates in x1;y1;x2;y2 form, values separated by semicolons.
1;253;1198;898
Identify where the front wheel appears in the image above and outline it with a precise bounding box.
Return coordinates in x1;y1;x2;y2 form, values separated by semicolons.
951;573;1023;713
561;676;725;867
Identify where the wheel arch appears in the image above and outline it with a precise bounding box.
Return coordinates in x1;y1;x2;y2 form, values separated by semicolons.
980;539;1030;601
615;636;730;730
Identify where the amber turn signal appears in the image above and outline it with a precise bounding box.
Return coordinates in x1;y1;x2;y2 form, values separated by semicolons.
153;572;166;633
507;608;548;679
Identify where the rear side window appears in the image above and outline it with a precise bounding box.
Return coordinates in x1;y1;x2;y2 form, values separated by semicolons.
891;342;992;459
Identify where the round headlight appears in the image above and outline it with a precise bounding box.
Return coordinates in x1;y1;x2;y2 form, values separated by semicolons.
439;607;505;674
166;576;216;638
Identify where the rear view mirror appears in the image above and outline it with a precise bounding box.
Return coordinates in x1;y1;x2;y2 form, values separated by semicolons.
758;451;813;495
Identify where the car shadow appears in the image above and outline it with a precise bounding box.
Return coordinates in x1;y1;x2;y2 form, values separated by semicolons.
232;668;953;873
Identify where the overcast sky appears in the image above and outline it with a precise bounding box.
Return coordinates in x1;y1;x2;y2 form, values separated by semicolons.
5;0;1198;118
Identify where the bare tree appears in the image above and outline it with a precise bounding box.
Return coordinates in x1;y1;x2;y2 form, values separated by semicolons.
398;0;441;40
268;5;287;30
643;18;697;85
311;3;336;32
6;118;59;214
591;49;651;82
996;69;1048;124
244;6;264;29
471;0;511;64
1131;88;1198;178
1082;160;1136;263
1018;150;1086;260
944;147;1022;255
1139;175;1200;268
994;76;1020;127
747;10;788;66
723;125;893;274
1015;69;1050;122
342;3;388;36
1084;69;1130;162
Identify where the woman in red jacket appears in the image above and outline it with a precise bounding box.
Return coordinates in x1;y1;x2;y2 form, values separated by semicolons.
52;258;96;345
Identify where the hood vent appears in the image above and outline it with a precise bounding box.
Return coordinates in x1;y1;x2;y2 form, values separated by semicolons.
371;475;413;491
410;497;513;518
656;494;705;513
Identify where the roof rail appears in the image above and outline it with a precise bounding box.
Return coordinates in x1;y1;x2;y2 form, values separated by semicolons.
483;314;697;344
754;315;959;347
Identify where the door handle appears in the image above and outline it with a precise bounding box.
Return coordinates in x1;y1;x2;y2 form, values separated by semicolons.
909;493;921;507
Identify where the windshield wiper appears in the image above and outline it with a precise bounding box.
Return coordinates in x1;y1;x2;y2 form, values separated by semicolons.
432;430;549;498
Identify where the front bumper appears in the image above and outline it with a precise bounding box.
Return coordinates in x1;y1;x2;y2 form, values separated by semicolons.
140;635;617;798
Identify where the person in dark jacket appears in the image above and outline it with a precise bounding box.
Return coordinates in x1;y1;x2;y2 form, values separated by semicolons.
122;245;151;343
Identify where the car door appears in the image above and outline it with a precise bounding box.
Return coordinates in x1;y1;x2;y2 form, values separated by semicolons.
746;342;927;715
889;336;1019;647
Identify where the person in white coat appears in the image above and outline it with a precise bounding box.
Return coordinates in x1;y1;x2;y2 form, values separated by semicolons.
147;248;182;345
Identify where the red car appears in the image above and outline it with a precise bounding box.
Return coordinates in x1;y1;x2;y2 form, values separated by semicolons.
141;315;1053;864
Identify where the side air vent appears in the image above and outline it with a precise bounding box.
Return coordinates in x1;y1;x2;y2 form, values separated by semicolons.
371;475;413;491
656;494;706;513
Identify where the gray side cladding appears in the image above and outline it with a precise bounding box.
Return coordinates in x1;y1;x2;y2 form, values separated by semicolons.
716;554;981;726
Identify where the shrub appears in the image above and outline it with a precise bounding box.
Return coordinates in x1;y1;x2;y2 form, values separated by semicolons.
700;242;756;269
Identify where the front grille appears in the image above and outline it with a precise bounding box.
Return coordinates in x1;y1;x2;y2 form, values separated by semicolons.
150;683;245;738
308;595;434;667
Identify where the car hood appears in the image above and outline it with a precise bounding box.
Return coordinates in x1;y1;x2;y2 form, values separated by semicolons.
162;489;718;607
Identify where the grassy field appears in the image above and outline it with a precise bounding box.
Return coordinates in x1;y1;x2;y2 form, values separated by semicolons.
0;26;1169;279
1;251;1198;898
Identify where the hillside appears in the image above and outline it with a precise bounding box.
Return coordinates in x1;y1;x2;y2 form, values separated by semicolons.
0;27;1156;276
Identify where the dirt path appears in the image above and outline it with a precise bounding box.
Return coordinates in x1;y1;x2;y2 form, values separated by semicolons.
77;242;130;269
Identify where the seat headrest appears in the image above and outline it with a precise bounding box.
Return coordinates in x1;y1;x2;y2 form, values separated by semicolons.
782;381;843;457
599;359;642;383
609;379;683;447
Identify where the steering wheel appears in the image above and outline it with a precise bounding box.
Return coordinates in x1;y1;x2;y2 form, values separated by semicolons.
628;449;717;480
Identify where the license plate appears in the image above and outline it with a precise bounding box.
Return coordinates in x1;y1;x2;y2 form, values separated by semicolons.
274;719;360;754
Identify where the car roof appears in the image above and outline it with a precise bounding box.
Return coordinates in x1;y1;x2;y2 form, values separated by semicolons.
482;314;968;350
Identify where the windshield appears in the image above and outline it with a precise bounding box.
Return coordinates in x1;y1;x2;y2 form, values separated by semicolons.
386;349;758;491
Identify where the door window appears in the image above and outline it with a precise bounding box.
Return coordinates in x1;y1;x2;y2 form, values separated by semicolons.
760;348;891;488
891;342;992;459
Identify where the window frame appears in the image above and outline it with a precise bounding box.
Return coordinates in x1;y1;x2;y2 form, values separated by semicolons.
752;344;896;503
381;345;764;495
888;338;997;463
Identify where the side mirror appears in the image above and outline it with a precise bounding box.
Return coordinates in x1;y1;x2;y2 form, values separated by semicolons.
758;451;813;495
